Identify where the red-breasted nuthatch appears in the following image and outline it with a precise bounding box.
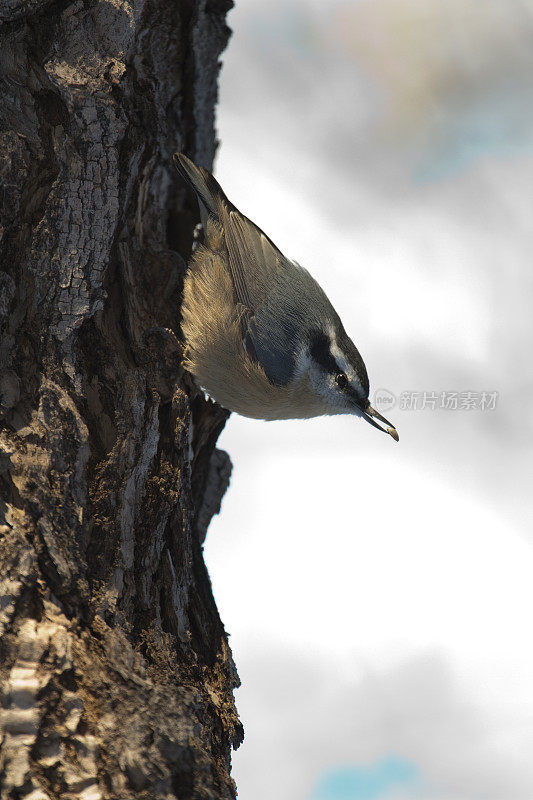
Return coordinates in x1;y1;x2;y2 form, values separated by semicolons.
174;154;398;441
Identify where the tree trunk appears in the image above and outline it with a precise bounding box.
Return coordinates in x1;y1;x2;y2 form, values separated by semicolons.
0;1;242;797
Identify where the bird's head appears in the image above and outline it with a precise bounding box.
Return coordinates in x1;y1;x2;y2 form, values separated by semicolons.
305;326;399;440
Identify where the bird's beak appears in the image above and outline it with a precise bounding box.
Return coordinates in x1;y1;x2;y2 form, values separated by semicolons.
361;403;399;441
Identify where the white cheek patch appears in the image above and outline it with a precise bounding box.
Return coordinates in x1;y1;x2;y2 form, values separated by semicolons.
307;361;348;411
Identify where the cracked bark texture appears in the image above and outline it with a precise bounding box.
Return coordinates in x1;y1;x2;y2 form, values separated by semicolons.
0;1;242;798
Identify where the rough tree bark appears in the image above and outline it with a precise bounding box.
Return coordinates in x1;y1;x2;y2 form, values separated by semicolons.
0;1;242;797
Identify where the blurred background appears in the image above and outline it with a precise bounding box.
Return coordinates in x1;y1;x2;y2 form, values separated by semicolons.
203;1;533;798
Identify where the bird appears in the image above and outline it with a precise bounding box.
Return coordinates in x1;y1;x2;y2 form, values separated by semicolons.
173;153;398;441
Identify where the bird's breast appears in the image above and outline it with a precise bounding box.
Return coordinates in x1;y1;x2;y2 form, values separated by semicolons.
180;247;328;420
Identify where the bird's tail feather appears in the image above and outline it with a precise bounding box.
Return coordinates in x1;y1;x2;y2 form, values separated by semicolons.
173;153;228;226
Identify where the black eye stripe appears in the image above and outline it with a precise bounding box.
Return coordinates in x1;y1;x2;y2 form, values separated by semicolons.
309;329;368;409
309;330;339;375
337;329;369;398
310;332;350;386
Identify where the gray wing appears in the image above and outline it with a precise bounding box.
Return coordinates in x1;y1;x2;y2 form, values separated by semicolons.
221;206;316;385
174;153;327;385
174;153;286;308
221;206;285;312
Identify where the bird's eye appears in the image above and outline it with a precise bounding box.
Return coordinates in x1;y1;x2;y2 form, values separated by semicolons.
335;373;348;390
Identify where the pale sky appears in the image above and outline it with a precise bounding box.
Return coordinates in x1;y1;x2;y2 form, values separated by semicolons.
203;2;533;798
